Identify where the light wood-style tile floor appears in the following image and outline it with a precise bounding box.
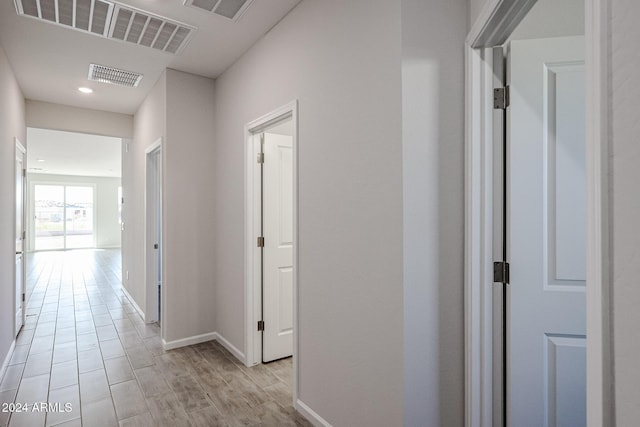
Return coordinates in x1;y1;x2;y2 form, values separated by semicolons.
0;249;309;427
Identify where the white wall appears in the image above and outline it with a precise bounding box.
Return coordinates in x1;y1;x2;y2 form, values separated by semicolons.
122;69;216;343
122;72;166;314
26;173;121;249
26;100;133;139
611;0;640;423
163;69;216;343
469;0;490;28
0;45;25;374
213;1;404;425
402;0;467;425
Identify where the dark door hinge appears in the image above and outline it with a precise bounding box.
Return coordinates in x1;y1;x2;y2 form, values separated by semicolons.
257;320;265;331
22;293;25;302
493;261;510;284
257;237;264;247
494;86;510;109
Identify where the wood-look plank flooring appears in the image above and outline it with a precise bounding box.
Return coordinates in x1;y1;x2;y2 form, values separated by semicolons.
0;250;308;427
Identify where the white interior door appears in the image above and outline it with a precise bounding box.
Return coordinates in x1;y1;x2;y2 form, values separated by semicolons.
262;132;294;362
508;36;586;427
15;141;26;336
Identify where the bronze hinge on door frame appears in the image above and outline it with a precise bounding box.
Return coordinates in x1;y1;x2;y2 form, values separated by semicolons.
493;261;510;284
257;320;264;331
494;86;510;109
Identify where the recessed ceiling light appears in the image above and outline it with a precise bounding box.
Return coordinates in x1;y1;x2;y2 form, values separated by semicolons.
37;159;45;162
78;87;93;94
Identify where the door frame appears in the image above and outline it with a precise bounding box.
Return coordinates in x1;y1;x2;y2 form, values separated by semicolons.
144;138;164;327
244;101;298;388
464;1;611;426
15;138;26;334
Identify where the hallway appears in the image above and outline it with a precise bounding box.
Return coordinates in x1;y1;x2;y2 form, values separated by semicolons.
0;250;307;427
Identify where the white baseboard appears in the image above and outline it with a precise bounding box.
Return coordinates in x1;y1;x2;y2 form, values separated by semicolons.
213;332;246;364
120;286;145;321
162;332;217;351
0;340;16;384
296;399;332;427
159;331;246;363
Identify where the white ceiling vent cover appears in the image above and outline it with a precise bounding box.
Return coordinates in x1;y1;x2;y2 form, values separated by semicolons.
14;0;197;55
108;4;195;54
184;0;254;21
88;64;143;87
14;0;115;36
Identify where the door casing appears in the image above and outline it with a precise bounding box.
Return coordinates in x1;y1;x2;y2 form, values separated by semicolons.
464;1;612;426
15;138;26;336
145;138;163;329
244;100;299;401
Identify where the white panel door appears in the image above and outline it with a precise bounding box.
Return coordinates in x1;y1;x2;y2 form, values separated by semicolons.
15;143;26;336
508;36;586;427
262;132;294;362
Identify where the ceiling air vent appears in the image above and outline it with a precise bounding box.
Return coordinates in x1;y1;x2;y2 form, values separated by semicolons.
108;4;195;54
14;0;196;55
14;0;115;36
88;63;143;87
184;0;254;21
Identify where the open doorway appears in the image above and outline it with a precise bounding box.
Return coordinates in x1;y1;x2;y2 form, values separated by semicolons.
244;101;299;400
464;0;609;426
26;128;122;252
145;139;163;325
15;138;26;337
24;127;123;301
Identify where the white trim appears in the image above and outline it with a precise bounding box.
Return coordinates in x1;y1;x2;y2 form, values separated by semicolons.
467;0;538;48
145;138;162;154
295;399;333;427
15;138;26;336
0;340;16;385
144;138;163;328
213;332;246;364
245;130;262;367
162;332;217;351
121;284;145;321
585;0;612;425
464;1;611;426
15;138;26;155
465;44;497;427
244;100;299;404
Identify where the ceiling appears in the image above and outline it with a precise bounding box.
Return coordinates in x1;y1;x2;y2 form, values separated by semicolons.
0;0;300;114
27;127;122;177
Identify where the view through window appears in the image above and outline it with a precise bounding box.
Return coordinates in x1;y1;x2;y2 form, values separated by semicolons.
34;184;95;250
